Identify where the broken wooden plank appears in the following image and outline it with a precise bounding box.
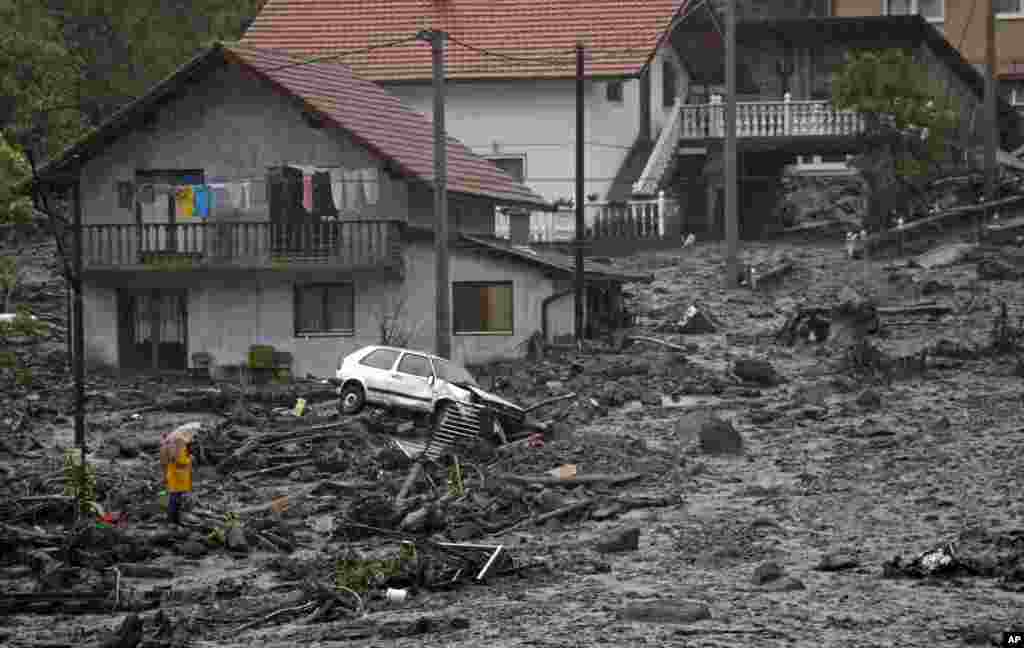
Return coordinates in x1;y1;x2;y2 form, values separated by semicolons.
493;472;644;488
627;336;689;353
523;392;577;414
877;304;953;317
235;459;317;480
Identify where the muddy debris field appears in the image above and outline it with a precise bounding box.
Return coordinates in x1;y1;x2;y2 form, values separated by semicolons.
1;236;1023;647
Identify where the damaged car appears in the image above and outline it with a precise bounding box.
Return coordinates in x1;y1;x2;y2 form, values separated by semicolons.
334;345;527;442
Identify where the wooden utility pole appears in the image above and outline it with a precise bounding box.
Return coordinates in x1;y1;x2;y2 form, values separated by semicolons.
724;0;738;287
983;0;998;241
431;29;451;359
574;42;585;345
72;178;85;457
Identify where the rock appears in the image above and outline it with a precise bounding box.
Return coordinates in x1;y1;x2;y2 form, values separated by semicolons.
621;600;711;624
226;526;249;552
815;552;860;572
761;576;806;591
448;522;483;542
545;380;564;391
605;362;650;379
595;526;641;553
179;540;207;558
856;388;882;409
98;441;121;459
117;438;140;458
679;304;717;334
700;416;744;455
100;613;143;648
751;561;785;585
733;358;781;386
913;242;978;270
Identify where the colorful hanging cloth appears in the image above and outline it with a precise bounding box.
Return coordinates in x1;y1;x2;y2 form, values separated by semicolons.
174;185;195;221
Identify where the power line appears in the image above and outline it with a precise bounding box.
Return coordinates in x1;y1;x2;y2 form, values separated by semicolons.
258;35;423;72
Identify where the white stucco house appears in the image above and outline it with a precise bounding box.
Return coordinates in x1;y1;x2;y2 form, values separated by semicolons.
241;0;693;242
30;43;650;379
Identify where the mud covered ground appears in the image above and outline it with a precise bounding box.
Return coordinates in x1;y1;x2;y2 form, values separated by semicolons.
1;237;1022;647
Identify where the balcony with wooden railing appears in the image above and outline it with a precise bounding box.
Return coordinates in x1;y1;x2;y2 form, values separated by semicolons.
79;219;404;273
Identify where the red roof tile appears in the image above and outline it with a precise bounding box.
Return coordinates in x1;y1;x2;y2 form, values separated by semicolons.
240;0;688;81
228;45;547;207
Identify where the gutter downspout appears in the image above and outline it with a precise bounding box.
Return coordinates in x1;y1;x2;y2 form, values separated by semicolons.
542;288;576;344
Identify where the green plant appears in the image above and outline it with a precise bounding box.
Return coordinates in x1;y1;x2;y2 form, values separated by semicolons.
63;448;96;517
207;511;241;546
14;366;32;385
832;49;961;230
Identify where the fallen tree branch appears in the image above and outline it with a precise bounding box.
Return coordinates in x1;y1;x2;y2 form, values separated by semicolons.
232;600;318;634
523;392;577;414
234;459;317;480
626;336;689;353
877;304;953;317
493;472;644;488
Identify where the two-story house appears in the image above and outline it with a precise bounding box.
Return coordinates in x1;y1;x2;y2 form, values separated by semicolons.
31;43;650;378
240;0;1019;241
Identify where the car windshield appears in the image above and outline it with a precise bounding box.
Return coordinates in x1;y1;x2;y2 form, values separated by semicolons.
434;359;478;387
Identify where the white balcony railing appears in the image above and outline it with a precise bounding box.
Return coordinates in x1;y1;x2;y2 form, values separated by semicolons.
517;194;677;243
679;93;865;140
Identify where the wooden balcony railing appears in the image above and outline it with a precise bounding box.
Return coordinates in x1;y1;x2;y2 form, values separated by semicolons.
80;220;404;271
679;93;865;140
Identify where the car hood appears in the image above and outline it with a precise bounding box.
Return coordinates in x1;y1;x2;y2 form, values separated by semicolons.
452;383;524;412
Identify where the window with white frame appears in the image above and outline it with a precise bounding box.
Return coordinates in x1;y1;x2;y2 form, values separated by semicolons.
995;0;1024;17
883;0;944;22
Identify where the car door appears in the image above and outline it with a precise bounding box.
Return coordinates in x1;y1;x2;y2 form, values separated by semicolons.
356;348;401;405
390;352;436;413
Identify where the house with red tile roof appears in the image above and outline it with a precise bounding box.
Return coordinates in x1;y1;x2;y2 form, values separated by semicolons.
240;1;1021;240
32;43;650;378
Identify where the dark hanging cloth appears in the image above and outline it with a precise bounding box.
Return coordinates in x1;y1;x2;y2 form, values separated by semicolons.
267;166;304;251
311;171;336;220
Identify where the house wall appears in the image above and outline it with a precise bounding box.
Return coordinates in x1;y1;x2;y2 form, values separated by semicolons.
79;239;576;376
384;72;663;204
76;63;408;226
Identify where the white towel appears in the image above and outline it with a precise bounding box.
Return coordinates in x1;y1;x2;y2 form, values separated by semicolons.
225;183;243;209
329;168;345;212
363;167;379;205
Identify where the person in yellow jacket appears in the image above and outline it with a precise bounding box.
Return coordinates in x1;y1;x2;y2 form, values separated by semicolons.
160;423;198;525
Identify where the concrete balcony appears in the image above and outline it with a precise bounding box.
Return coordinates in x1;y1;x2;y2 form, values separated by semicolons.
679;94;865;140
79;219;404;274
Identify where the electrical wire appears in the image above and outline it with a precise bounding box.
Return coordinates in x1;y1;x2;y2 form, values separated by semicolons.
258;35;423;72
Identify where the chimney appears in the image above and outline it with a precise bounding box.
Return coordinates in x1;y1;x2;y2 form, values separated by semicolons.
508;210;530;245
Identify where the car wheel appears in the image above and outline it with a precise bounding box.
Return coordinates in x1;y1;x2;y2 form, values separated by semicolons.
339;383;366;415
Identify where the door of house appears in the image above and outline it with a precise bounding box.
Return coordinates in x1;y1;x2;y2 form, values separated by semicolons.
118;289;188;371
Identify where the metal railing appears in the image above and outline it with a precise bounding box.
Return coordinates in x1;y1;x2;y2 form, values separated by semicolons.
80;219;404;270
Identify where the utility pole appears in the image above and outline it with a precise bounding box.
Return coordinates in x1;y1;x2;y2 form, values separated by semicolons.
72;178;85;459
724;0;738;287
983;0;998;242
574;42;585;346
430;29;450;359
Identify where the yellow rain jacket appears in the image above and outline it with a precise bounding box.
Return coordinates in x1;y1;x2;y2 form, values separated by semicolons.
165;445;193;493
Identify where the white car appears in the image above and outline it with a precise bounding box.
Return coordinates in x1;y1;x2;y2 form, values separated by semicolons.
335;345;526;441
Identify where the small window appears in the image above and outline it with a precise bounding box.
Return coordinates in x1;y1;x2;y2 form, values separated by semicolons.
397;353;433;378
360;348;399;370
996;0;1023;15
489;156;525;184
663;61;677;108
606;80;624;103
453;282;513;335
294;283;354;335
